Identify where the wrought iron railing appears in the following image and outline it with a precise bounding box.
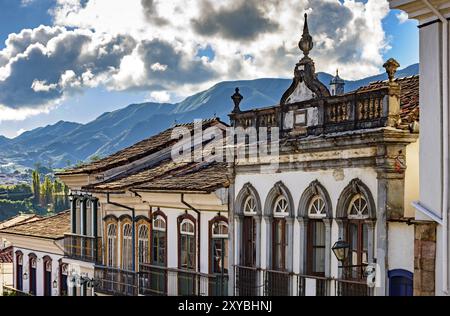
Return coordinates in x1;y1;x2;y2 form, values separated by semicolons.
234;265;261;296
298;275;330;296
264;270;291;296
334;278;372;296
138;264;229;296
64;234;102;264
94;266;137;296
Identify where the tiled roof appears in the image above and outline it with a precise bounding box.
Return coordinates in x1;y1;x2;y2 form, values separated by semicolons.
0;246;13;263
84;160;231;194
134;162;230;193
56;118;227;176
356;75;419;123
0;214;41;230
0;211;70;240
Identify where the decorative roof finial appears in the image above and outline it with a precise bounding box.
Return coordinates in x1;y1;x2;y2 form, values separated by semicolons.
299;13;313;58
231;87;243;113
383;58;400;83
336;69;339;77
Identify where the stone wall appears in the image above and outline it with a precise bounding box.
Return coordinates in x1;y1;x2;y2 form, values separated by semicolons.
414;222;437;296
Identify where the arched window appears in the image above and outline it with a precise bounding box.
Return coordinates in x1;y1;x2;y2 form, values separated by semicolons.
29;254;37;295
59;262;68;297
210;218;229;296
336;179;376;282
107;223;117;267
152;214;167;266
272;196;288;271
15;251;23;291
138;224;150;266
122;223;133;270
242;196;257;268
347;195;369;279
307;195;327;276
43;257;52;296
179;218;196;270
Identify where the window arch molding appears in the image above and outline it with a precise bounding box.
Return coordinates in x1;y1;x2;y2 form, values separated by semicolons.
177;213;197;271
298;180;333;219
336;179;376;220
235;183;262;216
263;181;295;218
151;210;168;267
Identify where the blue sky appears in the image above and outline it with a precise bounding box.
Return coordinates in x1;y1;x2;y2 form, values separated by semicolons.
0;0;419;138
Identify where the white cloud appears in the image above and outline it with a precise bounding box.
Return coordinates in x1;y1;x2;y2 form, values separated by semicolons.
16;128;27;136
20;0;36;7
396;11;409;24
0;0;392;121
149;91;171;103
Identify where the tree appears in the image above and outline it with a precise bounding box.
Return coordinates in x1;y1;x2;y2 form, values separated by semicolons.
32;170;40;206
41;176;53;207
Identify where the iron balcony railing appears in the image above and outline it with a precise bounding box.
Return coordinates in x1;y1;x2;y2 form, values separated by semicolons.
334;278;373;296
264;270;291;296
234;265;262;296
234;267;372;297
298;274;330;296
94;266;138;296
139;264;229;296
64;234;102;264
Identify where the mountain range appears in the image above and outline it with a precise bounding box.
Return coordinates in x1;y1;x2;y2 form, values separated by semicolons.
0;63;419;170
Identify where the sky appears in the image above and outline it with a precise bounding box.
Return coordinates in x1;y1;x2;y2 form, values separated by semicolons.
0;0;419;138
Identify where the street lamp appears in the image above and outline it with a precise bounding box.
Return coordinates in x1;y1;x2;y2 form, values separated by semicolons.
53;280;58;289
23;272;28;280
332;238;350;263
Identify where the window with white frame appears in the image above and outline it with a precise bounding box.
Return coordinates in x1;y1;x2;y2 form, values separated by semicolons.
122;223;133;270
243;196;257;215
211;221;229;275
138;224;150;266
152;215;167;266
179;219;196;270
272;196;288;271
107;224;117;267
308;195;327;219
348;194;369;220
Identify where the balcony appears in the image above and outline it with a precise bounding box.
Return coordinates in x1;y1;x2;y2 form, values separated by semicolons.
94;266;137;296
298;275;330;296
233;267;373;296
139;264;229;296
264;270;291;296
64;234;102;264
234;266;261;296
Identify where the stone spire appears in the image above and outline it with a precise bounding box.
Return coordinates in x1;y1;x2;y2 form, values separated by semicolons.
280;13;330;105
299;13;314;59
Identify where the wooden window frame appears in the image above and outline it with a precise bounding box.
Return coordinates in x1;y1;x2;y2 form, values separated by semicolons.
242;216;256;268
15;251;23;291
345;219;368;281
59;260;68;297
272;218;287;271
306;220;326;277
121;219;133;271
104;217;118;268
43;256;52;296
28;253;37;295
136;219;151;268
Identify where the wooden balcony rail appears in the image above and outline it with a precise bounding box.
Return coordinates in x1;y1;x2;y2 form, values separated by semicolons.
2;285;32;296
264;270;291;296
139;264;229;297
234;265;262;296
64;234;102;264
298;274;330;296
94;266;137;296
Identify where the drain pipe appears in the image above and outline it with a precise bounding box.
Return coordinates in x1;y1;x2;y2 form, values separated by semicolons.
181;194;201;275
421;0;449;295
107;193;136;272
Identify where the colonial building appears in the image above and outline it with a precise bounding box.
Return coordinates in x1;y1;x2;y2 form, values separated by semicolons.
56;119;232;296
228;14;420;296
0;212;70;296
389;0;450;296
